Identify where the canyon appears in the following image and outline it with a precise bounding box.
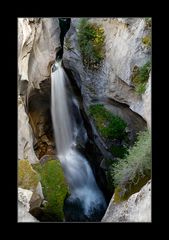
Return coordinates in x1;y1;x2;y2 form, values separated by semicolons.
18;17;151;222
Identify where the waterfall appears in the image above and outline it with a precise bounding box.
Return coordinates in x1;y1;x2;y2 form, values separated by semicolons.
51;61;106;219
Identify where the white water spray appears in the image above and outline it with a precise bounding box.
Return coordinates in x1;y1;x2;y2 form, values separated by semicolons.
51;61;106;217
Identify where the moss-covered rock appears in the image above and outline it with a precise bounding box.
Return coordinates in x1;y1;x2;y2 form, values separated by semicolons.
89;104;127;140
89;104;128;159
33;160;69;221
18;159;39;191
113;175;150;203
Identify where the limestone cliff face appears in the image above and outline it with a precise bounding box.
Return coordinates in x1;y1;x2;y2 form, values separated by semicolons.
18;18;60;91
18;18;61;163
63;18;151;128
101;180;151;222
18;96;39;163
18;188;39;222
18;18;151;222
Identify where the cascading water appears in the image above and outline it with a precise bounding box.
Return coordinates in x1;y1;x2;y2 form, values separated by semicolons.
51;61;106;221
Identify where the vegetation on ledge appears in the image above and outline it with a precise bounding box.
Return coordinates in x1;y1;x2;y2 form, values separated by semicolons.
18;159;39;191
89;104;128;158
111;130;151;202
33;160;70;221
142;35;151;47
78;18;105;70
131;61;151;95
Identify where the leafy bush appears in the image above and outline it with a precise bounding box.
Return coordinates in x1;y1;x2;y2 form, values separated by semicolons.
77;18;105;70
111;130;151;197
132;61;151;95
33;160;69;221
18;159;39;191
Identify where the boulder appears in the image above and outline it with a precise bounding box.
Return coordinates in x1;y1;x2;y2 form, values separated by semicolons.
18;187;33;211
18;201;39;222
101;180;151;222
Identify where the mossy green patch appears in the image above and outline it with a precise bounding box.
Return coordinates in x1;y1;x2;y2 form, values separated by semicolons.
142;35;151;47
110;145;128;159
89;104;127;140
33;160;69;221
18;159;39;191
113;175;150;203
131;61;151;95
89;104;129;160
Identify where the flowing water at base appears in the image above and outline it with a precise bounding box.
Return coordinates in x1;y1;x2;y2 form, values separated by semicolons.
51;61;106;220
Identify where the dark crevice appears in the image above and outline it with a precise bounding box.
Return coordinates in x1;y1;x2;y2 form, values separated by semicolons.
56;18;71;61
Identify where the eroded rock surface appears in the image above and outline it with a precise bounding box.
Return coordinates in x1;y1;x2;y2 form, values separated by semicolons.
101;180;151;222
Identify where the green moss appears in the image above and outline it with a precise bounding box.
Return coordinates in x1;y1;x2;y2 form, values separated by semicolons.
111;130;151;196
18;159;39;191
110;145;128;159
33;160;69;221
89;104;129;161
77;18;105;70
113;175;150;203
135;82;147;95
131;61;151;95
142;35;151;47
89;104;127;140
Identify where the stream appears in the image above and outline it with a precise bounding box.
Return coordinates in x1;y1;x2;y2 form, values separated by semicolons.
51;61;107;221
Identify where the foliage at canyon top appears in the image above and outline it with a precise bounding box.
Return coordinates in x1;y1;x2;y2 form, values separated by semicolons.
77;18;105;70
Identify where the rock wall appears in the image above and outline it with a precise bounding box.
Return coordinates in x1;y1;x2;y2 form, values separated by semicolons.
18;188;39;222
18;18;60;91
101;180;151;222
63;18;151;128
18;18;61;163
18;18;61;221
18;96;39;163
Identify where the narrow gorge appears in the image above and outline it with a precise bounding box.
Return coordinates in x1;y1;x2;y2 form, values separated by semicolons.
18;17;151;222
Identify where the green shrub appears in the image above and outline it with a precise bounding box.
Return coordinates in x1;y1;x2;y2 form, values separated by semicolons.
33;160;69;221
89;104;127;140
18;159;39;191
132;61;151;95
77;18;105;70
135;82;147;95
111;130;151;200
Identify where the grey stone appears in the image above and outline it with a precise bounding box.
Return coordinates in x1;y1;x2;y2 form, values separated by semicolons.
101;180;151;222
